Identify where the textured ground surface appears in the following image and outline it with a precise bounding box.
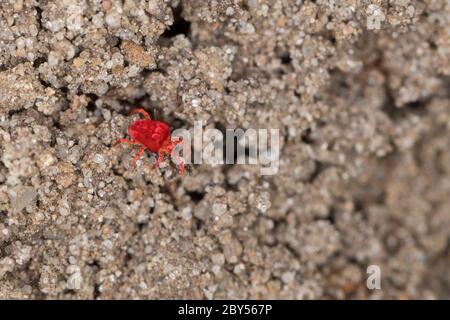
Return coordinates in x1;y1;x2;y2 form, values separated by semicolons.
0;0;449;299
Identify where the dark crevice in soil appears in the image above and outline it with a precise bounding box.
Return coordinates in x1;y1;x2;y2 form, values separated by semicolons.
240;2;249;11
107;34;121;49
86;93;99;113
186;190;205;204
52;110;64;129
352;198;365;214
362;47;432;121
382;87;429;120
93;283;101;299
158;3;191;46
301;127;314;144
34;4;43;28
137;223;146;231
160;185;179;211
194;218;204;231
324;207;337;225
59;86;69;96
140;67;167;78
280;53;292;65
87;260;100;269
123;251;133;267
308;160;327;183
7;108;28;118
284;242;301;260
36;74;53;89
63;288;76;295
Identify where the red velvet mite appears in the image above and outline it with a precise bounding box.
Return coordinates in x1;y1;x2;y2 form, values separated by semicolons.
114;108;185;176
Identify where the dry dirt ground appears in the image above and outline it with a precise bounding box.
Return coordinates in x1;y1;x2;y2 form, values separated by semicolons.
0;0;449;299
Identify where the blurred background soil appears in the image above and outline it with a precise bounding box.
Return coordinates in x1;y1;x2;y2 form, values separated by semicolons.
0;0;449;299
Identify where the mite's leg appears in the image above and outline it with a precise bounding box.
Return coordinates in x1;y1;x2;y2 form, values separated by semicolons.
171;152;186;176
152;153;164;170
168;137;185;176
130;108;151;119
132;146;146;167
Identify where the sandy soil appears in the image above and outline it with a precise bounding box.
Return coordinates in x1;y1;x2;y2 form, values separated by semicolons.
0;0;449;299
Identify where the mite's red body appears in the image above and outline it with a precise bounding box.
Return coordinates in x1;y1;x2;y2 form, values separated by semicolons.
128;119;170;153
114;109;185;176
